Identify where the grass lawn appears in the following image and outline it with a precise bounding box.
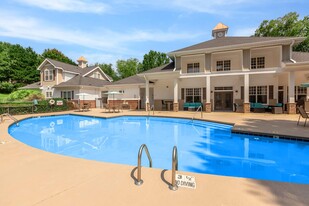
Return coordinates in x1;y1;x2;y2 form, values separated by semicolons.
0;93;9;101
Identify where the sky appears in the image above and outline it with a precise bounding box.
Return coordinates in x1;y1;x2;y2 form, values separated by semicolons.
0;0;308;66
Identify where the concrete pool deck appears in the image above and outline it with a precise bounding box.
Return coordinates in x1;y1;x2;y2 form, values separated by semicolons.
1;109;309;206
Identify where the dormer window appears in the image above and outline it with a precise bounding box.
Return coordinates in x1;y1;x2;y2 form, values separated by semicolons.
251;57;265;69
187;63;200;73
94;72;101;79
216;60;231;71
44;68;55;81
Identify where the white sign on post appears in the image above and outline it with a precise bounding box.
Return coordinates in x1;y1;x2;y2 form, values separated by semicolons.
176;174;196;189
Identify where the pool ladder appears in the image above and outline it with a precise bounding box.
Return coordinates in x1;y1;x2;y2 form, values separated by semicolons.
0;113;19;126
135;144;178;191
135;144;152;186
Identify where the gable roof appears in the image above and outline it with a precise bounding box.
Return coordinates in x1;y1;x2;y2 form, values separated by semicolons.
292;52;309;63
140;62;175;74
19;82;41;90
53;76;112;88
44;58;80;74
39;58;113;82
112;75;146;85
169;37;305;55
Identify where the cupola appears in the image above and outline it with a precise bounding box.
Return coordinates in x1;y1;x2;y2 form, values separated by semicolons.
77;56;88;68
212;23;228;39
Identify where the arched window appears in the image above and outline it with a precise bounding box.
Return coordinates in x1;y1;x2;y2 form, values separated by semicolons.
44;69;55;81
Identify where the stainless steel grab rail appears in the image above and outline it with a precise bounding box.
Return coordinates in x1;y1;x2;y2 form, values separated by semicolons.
1;113;19;126
148;105;154;116
135;144;152;186
192;105;203;121
169;146;178;191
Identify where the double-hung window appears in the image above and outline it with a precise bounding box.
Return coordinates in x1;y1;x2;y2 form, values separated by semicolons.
251;57;265;69
185;88;201;102
187;63;200;73
216;60;231;71
249;86;267;103
44;69;55;81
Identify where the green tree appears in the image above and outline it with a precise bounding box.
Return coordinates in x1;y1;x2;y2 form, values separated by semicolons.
0;42;41;85
116;58;140;79
139;50;170;73
0;42;11;82
254;12;309;52
42;48;77;65
8;45;41;84
96;63;120;81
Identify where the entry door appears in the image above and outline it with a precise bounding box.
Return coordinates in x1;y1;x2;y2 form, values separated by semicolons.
214;92;233;111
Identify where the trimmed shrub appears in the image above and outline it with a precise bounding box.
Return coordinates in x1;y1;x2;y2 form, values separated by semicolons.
0;82;15;94
8;90;43;101
0;98;69;115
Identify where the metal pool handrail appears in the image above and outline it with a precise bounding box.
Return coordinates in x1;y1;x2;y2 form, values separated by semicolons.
192;105;203;121
135;144;153;186
1;113;19;126
169;146;178;191
148;105;154;116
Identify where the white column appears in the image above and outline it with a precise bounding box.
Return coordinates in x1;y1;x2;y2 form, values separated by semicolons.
244;74;249;103
173;79;178;103
206;76;211;103
145;79;149;104
288;72;295;103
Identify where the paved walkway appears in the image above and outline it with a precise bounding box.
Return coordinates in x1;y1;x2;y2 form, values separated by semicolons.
0;109;309;206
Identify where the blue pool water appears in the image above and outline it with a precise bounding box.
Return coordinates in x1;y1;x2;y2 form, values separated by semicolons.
8;114;309;184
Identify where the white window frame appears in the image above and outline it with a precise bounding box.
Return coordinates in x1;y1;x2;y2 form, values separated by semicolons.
216;60;231;71
251;57;265;69
185;88;201;102
46;91;53;98
44;69;54;81
187;63;200;73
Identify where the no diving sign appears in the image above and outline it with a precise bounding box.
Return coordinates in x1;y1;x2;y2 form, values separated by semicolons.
176;174;196;189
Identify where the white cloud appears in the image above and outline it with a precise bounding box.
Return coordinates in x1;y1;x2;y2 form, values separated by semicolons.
0;11;202;58
15;0;110;13
232;27;256;36
113;0;257;14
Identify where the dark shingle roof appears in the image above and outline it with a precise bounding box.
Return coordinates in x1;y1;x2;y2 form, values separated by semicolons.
292;52;309;63
46;58;81;74
53;76;112;88
112;75;145;85
171;37;303;53
19;82;41;90
141;62;175;74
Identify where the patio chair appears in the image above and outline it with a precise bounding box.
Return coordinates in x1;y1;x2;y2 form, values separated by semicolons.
297;106;309;127
103;103;111;112
82;103;90;111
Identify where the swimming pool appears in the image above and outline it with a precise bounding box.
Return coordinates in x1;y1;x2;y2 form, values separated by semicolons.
8;114;309;184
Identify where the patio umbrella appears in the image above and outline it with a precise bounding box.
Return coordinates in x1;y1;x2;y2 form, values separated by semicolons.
104;91;122;108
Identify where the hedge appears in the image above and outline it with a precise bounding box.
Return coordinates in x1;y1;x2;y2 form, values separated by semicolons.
0;98;69;115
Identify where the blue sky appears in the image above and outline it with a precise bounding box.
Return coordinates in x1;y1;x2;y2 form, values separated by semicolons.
0;0;308;66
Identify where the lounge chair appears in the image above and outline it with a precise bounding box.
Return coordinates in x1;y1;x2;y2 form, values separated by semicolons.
297;106;309;127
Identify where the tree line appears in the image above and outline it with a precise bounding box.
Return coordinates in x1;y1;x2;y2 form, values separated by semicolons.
0;12;308;94
0;44;170;93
